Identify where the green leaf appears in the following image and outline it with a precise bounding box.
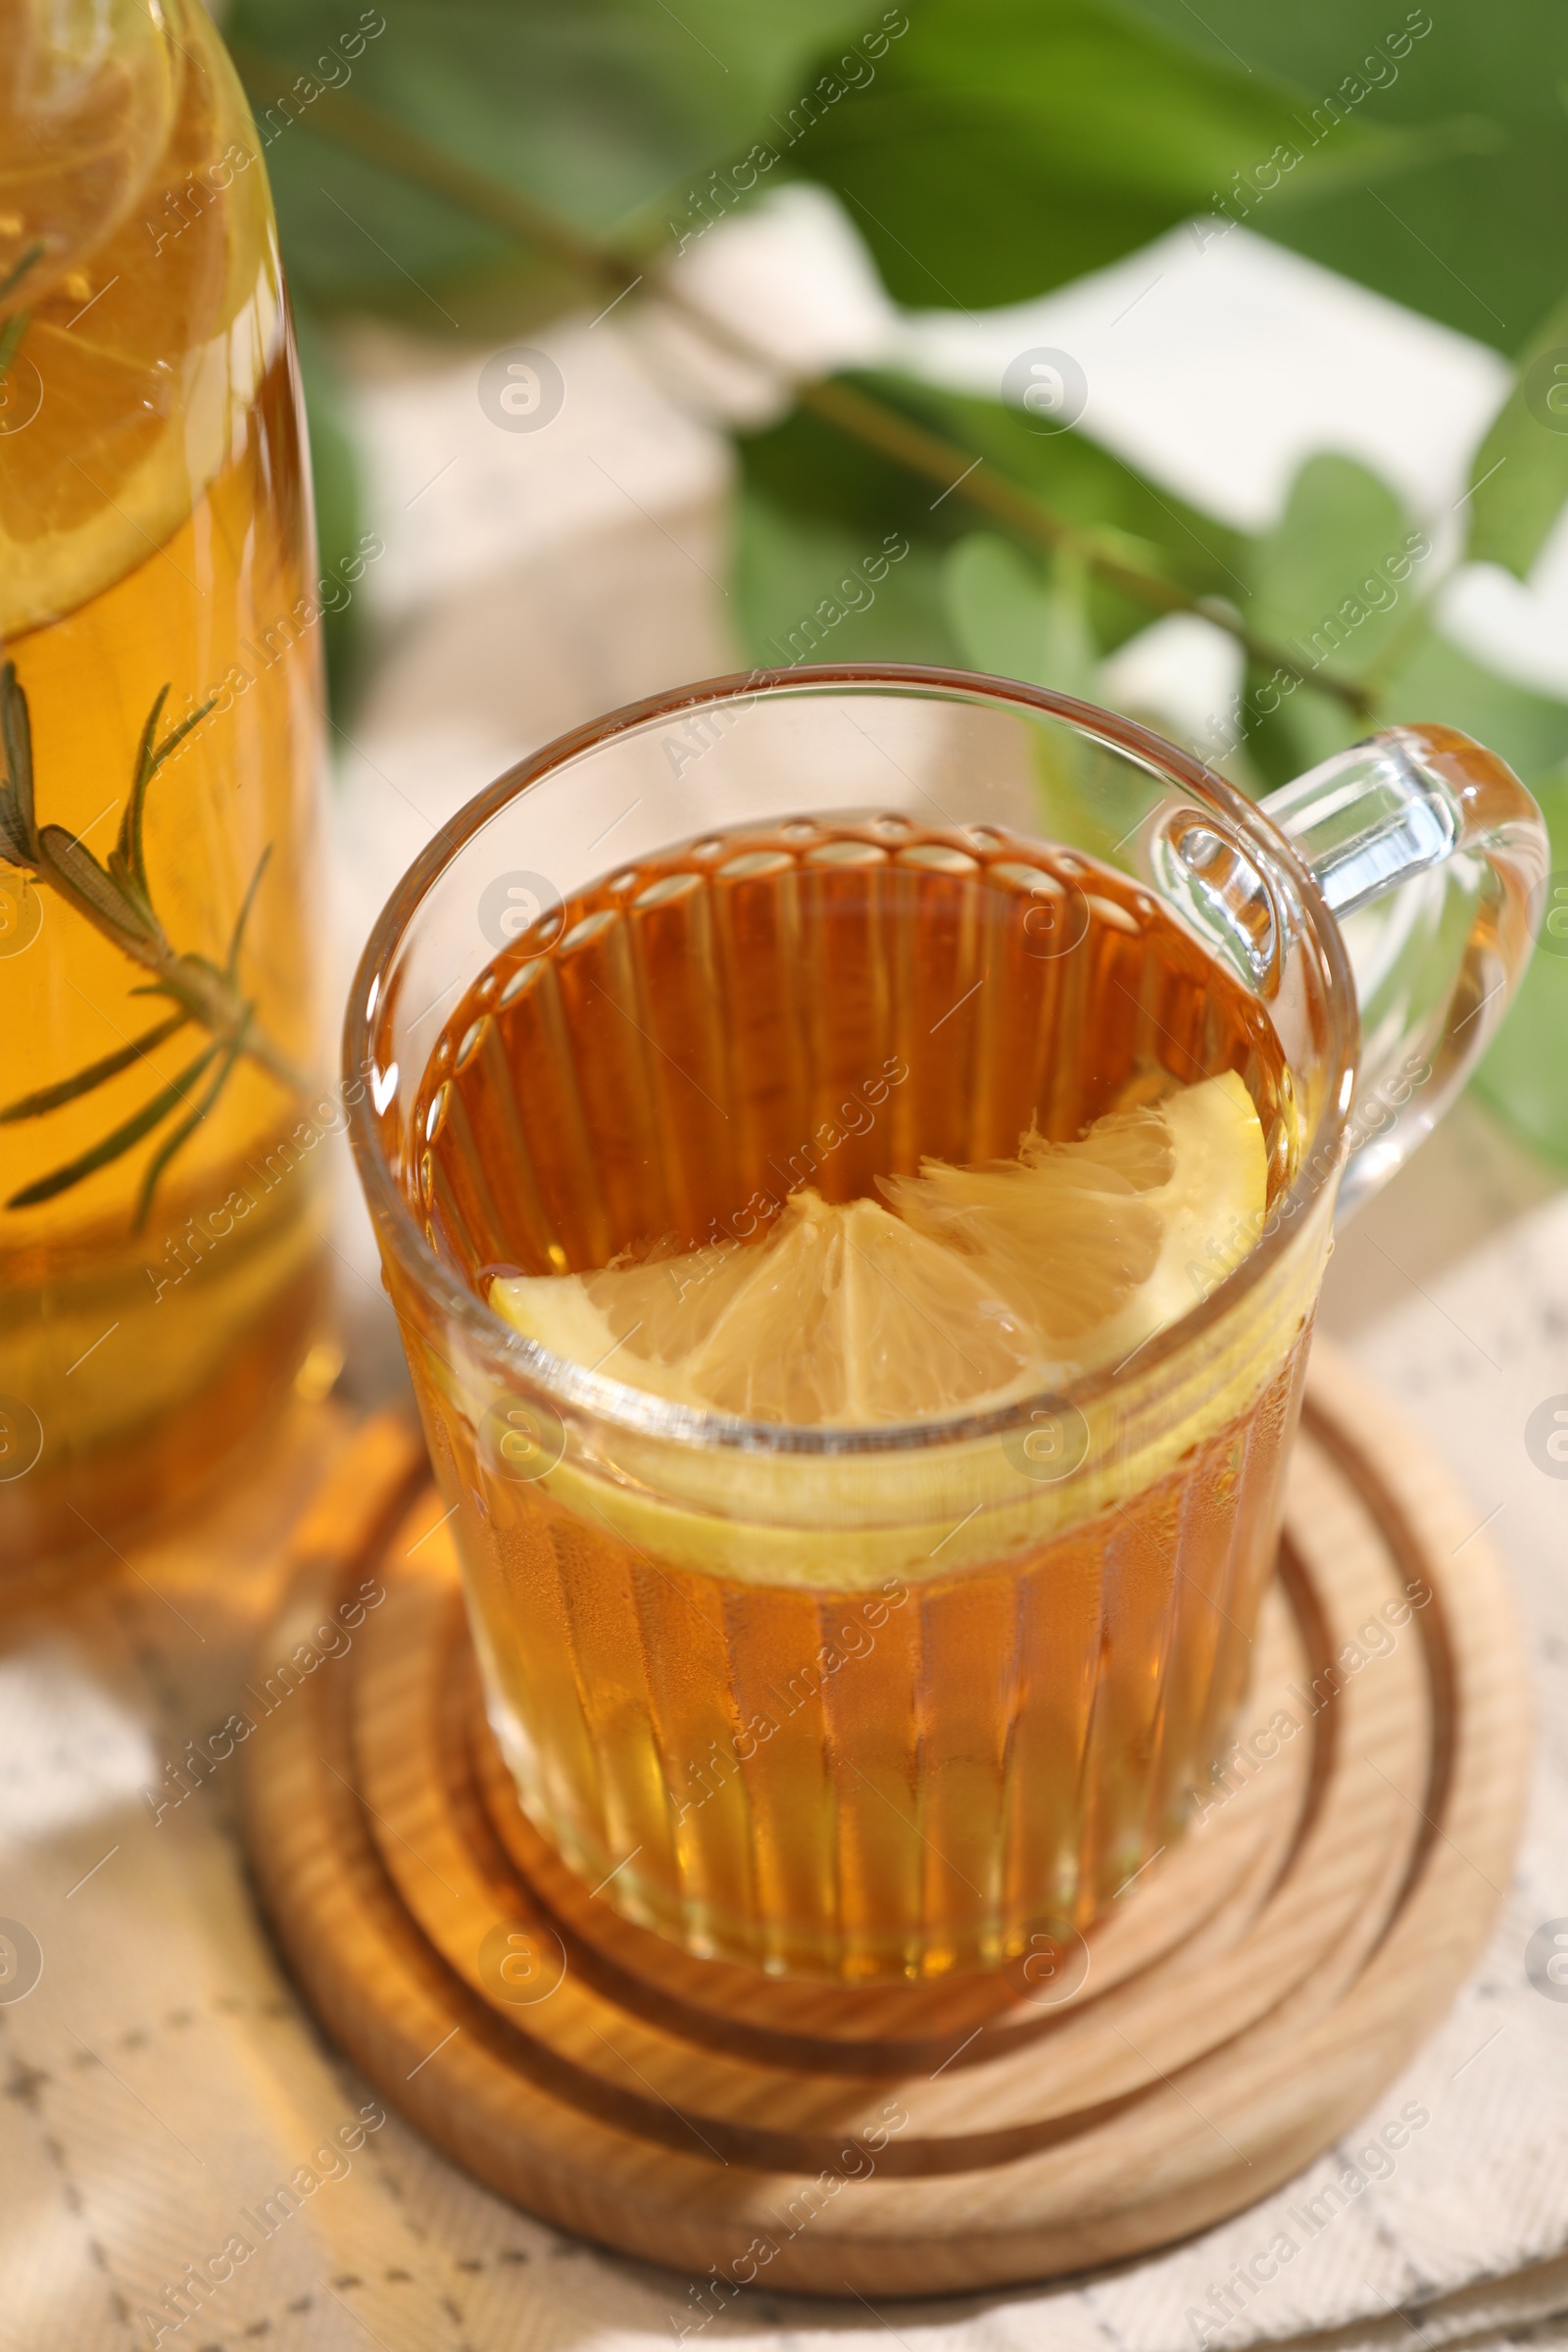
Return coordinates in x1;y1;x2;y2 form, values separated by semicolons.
149;697;220;776
131;1013;252;1232
1126;0;1560;352
107;846;156;935
734;392;962;667
1470;764;1568;1164
1465;289;1568;577
1381;627;1568;779
943;535;1099;694
0;1013;190;1126
734;368;1277;710
1252;456;1421;680
1249;610;1568;796
0;787;28;868
1238;455;1431;779
939;532;1161;850
225;0;870;321
117;683;171;901
793;0;1446;310
36;824;159;946
226;846;272;981
736;486;957;670
110;682;218;929
850;372;1254;650
7;1041;220;1209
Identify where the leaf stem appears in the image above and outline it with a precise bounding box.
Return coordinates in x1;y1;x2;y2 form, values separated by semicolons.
232;47;1375;720
229;47;620;292
789;378;1372;712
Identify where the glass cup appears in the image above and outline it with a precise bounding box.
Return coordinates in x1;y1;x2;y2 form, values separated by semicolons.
345;666;1544;1984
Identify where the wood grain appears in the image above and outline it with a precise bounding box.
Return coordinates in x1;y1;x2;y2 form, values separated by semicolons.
240;1342;1530;2296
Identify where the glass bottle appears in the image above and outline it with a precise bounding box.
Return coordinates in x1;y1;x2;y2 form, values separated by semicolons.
0;0;330;1564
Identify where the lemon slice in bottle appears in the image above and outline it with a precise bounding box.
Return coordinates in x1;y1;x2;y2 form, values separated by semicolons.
0;9;269;636
490;1071;1266;1421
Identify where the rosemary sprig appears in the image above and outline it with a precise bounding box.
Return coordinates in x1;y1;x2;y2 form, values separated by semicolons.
0;664;309;1228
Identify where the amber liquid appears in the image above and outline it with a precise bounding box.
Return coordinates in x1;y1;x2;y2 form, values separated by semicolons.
407;816;1306;1981
0;9;326;1563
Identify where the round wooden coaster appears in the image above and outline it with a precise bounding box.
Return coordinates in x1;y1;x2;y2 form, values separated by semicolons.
241;1343;1529;2297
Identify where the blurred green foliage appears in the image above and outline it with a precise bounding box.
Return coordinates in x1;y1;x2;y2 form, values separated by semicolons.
1471;773;1568;1160
289;304;362;705
230;0;869;315
1127;0;1568;353
227;0;1568;1163
785;0;1433;307
1467;291;1568;575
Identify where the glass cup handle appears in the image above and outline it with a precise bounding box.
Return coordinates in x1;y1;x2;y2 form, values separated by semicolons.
1259;724;1549;1215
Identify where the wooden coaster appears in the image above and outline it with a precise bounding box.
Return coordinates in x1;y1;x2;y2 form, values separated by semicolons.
241;1343;1530;2297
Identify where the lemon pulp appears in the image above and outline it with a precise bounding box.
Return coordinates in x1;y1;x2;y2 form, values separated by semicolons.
490;1071;1266;1424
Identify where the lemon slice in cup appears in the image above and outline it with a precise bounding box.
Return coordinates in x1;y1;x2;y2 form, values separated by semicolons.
490;1071;1266;1422
483;1071;1272;1587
